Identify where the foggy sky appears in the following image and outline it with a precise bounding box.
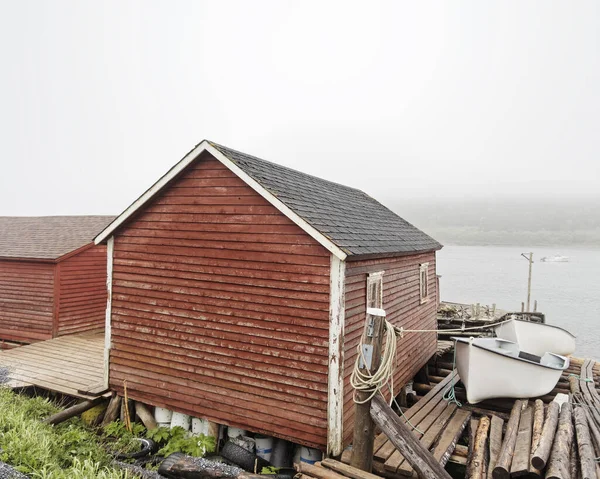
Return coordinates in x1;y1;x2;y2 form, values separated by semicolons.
1;1;598;216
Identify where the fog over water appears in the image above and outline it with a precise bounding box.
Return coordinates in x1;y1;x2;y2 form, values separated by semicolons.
437;245;600;358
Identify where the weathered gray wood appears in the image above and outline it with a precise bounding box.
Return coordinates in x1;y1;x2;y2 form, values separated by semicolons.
570;432;580;479
529;399;544;477
432;408;472;467
573;406;596;479
570;375;582;395
487;415;503;479
296;462;348;479
351;311;385;473
44;397;104;425
531;400;560;470
101;394;121;427
510;404;533;476
321;459;383;479
370;395;453;479
467;416;490;479
134;401;157;430
467;418;479;477
546;402;573;479
492;399;524;479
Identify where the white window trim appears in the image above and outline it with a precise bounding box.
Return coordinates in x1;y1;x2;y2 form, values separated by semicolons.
367;271;384;310
420;263;430;304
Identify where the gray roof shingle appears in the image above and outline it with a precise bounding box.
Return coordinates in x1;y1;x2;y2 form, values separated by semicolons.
209;142;441;256
0;216;116;260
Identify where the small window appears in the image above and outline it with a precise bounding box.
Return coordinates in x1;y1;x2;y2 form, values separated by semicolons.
420;263;429;303
367;271;384;309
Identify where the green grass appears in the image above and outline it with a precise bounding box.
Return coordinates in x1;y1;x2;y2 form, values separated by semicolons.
0;388;134;478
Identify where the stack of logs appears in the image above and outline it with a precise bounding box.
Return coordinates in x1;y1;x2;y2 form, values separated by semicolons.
463;358;600;479
296;459;382;479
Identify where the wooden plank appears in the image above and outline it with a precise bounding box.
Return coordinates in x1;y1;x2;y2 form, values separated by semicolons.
395;403;457;476
375;371;457;462
321;459;383;479
384;398;450;471
431;408;472;467
510;404;533;476
487;415;504;479
370;395;453;479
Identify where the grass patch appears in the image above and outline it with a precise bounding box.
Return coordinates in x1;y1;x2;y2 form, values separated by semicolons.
0;388;134;478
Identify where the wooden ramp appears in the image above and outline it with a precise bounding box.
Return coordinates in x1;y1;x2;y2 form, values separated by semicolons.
371;371;471;478
0;331;105;399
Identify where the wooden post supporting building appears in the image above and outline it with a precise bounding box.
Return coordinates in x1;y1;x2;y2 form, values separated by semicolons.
351;308;386;472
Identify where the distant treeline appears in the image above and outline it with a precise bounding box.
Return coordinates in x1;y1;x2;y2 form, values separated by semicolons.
387;197;600;247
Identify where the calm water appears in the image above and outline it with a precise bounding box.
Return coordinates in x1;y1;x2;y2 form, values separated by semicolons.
437;245;600;358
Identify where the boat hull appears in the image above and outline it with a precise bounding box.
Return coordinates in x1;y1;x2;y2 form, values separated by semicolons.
455;338;568;404
493;319;576;356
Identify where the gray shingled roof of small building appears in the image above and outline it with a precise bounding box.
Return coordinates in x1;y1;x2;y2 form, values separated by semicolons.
209;142;441;256
0;216;116;260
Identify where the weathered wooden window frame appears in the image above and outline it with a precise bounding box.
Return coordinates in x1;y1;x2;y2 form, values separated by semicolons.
420;263;429;304
367;271;384;310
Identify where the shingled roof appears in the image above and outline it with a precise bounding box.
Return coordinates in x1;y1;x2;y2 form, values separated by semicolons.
0;216;116;260
96;140;441;258
209;142;441;256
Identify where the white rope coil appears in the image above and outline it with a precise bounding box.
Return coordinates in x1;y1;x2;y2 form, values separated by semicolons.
351;317;398;405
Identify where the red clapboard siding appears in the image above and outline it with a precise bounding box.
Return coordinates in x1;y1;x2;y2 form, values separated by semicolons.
57;245;108;336
0;259;55;343
341;252;438;446
109;153;332;448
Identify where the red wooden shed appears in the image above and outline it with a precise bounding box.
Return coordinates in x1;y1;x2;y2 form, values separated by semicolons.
95;141;442;455
0;216;114;346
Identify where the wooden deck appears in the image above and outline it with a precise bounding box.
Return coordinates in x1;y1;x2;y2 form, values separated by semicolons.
0;331;105;399
342;371;471;478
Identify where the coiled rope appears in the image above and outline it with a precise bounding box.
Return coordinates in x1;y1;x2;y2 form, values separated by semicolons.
350;317;397;405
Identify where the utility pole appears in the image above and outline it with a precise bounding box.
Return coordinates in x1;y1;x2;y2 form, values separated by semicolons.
521;252;533;312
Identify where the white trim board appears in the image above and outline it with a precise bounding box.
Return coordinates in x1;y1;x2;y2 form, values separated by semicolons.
94;141;347;261
103;236;114;389
327;254;346;456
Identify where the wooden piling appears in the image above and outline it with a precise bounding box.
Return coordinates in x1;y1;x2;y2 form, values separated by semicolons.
492;399;524;479
467;416;490;479
529;399;544;476
510;404;533;476
351;309;385;472
487;415;504;479
546;402;573;479
573;406;596;479
531;400;560;470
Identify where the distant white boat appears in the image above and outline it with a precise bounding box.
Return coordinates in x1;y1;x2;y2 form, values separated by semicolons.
454;337;569;404
540;255;569;262
493;318;576;357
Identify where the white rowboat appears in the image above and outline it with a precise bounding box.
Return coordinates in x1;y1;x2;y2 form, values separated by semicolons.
493;318;576;357
454;337;569;404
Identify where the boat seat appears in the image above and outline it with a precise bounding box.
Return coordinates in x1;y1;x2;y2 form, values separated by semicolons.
518;351;543;363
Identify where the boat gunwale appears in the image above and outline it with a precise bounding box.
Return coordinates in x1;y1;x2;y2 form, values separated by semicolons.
494;317;577;339
453;337;569;372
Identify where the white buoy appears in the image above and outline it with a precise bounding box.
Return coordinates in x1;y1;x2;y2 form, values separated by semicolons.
300;447;322;465
227;427;247;439
170;412;191;431
255;435;274;461
154;406;173;423
191;418;209;436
